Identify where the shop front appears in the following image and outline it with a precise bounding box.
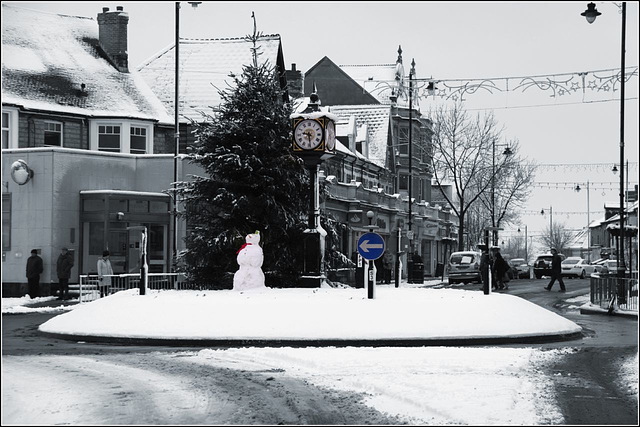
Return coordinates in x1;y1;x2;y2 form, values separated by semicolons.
80;191;171;275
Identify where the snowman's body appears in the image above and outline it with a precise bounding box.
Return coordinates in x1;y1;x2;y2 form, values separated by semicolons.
233;232;266;291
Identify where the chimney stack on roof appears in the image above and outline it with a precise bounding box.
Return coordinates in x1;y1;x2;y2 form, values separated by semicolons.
97;6;129;72
285;63;304;100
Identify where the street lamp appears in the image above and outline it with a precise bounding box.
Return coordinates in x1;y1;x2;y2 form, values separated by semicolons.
490;140;512;246
581;2;627;277
173;2;201;269
541;206;553;246
575;181;591;261
518;225;528;262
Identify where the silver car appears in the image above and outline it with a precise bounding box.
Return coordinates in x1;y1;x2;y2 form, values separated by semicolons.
448;251;482;285
510;258;530;279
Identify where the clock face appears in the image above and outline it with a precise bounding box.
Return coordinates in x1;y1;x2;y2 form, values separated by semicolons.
294;119;324;150
326;121;336;151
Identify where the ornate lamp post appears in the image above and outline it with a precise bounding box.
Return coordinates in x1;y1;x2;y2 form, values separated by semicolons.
290;88;337;287
581;1;627;278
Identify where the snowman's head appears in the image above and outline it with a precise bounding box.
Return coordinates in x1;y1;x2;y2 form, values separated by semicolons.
245;231;261;245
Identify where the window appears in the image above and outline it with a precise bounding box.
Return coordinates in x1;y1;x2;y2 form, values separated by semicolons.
399;174;409;190
2;108;19;149
98;125;121;152
92;121;152;154
130;126;147;154
44;121;63;146
2;194;11;251
398;127;409;155
89;222;105;255
2;112;9;149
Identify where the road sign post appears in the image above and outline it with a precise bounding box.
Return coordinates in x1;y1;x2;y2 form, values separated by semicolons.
358;232;385;299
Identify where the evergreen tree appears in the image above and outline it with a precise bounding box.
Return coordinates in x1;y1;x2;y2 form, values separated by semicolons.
175;27;308;288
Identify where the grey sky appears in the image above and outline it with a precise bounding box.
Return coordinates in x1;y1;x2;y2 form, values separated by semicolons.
4;1;639;245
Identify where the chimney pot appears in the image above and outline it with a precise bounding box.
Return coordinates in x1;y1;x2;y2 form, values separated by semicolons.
291;63;297;72
103;7;109;12
116;6;123;11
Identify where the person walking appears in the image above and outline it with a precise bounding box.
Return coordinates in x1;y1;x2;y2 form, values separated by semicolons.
544;248;566;292
97;250;113;298
56;247;74;300
491;247;510;290
25;249;43;298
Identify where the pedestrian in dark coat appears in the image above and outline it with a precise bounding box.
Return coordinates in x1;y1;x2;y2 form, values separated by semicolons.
56;247;74;300
26;249;43;298
544;248;566;292
491;247;509;290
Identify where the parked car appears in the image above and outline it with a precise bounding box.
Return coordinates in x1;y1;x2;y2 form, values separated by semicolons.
448;251;482;285
599;259;622;275
533;253;566;279
561;257;597;279
509;258;530;279
503;258;517;281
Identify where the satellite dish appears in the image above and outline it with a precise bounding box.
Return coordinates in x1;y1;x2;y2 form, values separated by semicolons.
10;159;34;185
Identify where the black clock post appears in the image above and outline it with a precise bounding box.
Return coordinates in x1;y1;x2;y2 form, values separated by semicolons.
290;90;337;287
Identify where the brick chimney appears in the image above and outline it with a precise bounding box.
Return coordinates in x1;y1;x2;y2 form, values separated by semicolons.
285;63;304;99
97;6;129;72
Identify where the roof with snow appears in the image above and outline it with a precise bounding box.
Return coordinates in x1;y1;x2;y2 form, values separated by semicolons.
328;105;391;168
1;4;172;123
137;35;284;122
339;57;417;108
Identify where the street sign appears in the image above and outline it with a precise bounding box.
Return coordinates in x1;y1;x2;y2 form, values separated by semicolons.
358;232;385;260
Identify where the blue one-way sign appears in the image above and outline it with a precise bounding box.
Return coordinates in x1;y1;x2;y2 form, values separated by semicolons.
357;232;385;260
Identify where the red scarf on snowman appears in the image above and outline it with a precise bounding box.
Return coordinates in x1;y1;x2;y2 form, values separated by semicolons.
236;243;252;254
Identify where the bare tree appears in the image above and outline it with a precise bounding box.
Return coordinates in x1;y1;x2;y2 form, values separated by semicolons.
475;138;537;244
538;221;576;254
429;103;535;251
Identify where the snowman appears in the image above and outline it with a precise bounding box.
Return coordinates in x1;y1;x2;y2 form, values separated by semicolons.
233;230;266;291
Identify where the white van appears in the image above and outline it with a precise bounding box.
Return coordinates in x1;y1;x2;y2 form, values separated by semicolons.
448;251;482;285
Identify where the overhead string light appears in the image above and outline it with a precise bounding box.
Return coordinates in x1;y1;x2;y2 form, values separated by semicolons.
536;162;638;173
532;181;637;191
520;210;604;216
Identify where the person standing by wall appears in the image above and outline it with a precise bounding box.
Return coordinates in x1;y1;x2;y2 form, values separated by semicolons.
97;250;113;298
544;248;566;292
25;249;43;298
56;247;74;300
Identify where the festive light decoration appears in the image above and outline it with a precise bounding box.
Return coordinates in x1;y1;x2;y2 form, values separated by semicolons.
366;67;637;103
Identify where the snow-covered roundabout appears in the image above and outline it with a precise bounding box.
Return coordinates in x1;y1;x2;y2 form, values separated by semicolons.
38;286;582;344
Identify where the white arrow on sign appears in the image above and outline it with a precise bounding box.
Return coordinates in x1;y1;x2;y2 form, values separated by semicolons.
359;240;384;253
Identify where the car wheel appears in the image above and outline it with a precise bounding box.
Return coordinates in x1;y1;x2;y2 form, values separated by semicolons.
535;274;542;279
580;270;585;279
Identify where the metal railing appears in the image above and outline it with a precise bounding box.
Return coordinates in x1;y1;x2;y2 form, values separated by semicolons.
79;273;186;303
589;275;638;313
